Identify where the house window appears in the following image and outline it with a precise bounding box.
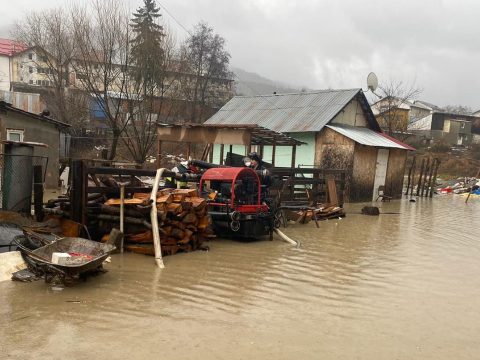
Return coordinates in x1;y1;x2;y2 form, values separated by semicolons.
29;80;33;84
28;53;33;60
6;129;24;142
461;122;465;129
36;80;42;85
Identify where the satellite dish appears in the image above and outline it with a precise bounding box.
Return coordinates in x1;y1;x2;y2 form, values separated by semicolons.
367;72;378;92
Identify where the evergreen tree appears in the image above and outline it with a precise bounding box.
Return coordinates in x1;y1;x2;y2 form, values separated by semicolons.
130;0;164;85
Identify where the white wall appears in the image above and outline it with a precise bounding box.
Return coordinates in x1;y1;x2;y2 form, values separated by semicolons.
330;99;367;127
0;56;10;91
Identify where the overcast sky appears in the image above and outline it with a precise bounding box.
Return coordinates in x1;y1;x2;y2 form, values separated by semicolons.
2;0;479;109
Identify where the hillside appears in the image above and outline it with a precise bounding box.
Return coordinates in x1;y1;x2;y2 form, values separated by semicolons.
231;67;302;96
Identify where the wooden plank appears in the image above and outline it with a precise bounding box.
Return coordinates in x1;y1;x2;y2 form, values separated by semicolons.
70;160;87;224
33;165;44;222
271;142;276;166
291;145;297;168
208;143;214;163
219;144;224;165
326;177;338;206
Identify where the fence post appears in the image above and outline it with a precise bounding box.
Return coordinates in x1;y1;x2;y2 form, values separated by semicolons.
33;165;44;222
70;160;86;224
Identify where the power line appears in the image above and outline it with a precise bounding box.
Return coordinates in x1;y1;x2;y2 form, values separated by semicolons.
157;1;192;37
156;1;295;115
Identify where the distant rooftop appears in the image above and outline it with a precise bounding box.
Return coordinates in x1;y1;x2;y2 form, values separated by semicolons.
0;38;27;57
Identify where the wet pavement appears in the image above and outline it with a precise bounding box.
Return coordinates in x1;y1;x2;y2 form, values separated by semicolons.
1;195;480;359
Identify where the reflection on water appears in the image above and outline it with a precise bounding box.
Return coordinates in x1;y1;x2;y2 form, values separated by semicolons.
1;196;480;359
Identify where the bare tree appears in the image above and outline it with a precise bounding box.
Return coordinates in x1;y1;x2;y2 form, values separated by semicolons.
13;8;89;131
372;79;422;139
442;104;473;115
13;3;235;164
181;22;233;123
68;0;131;160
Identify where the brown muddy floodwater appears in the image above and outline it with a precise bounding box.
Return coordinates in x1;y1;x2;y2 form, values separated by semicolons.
1;196;480;359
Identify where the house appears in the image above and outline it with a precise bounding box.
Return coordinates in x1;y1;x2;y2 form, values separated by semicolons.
204;89;414;202
0;90;44;113
0;38;26;91
4;39;234;130
408;111;480;146
371;97;432;132
0;101;70;188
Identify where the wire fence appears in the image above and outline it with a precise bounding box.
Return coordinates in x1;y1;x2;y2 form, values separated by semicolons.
0;154;48;212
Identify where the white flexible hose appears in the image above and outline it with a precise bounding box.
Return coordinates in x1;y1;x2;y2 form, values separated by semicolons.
150;168;166;268
274;228;300;247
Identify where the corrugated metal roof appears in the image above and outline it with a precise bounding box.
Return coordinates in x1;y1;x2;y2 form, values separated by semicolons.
205;89;365;133
326;124;413;150
0;38;26;57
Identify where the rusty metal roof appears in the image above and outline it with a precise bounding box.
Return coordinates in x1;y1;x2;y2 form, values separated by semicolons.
326;124;414;150
205;89;378;132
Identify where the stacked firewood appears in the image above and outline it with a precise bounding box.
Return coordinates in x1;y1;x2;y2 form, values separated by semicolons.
113;189;214;256
44;188;214;256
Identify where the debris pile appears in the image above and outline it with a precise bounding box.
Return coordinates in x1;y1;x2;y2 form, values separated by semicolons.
437;177;480;195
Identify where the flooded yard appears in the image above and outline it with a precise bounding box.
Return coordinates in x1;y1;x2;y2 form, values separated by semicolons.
1;195;480;359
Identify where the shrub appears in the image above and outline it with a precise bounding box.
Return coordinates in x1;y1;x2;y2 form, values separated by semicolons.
430;140;450;153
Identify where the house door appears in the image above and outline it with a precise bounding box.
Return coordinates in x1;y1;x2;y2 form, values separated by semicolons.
372;149;390;201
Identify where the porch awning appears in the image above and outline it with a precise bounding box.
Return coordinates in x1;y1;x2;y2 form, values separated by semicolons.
157;123;305;146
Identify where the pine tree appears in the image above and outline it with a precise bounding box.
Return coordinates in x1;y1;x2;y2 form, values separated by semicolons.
130;0;164;85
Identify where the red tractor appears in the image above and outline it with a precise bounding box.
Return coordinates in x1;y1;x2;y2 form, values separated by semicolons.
199;167;274;240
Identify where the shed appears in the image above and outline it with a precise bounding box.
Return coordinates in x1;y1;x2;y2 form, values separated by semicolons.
0;101;70;188
205;89;414;202
157;123;304;166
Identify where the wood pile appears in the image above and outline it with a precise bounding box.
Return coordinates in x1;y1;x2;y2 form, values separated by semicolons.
108;189;214;255
44;188;214;256
283;205;345;225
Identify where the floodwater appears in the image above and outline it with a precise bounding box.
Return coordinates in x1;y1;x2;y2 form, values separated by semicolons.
1;196;480;359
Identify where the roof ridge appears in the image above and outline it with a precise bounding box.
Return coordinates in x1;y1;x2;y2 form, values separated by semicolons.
233;88;361;99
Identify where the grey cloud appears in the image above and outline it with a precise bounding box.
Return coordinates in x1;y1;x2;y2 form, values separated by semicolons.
3;0;480;108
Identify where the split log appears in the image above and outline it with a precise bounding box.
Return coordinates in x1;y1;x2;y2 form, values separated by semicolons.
173;189;199;197
96;214;152;229
182;212;197;224
171;228;185;240
100;204;146;218
125;244;155;256
126;231;153;243
105;198;145;206
157;194;173;204
166;203;183;214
